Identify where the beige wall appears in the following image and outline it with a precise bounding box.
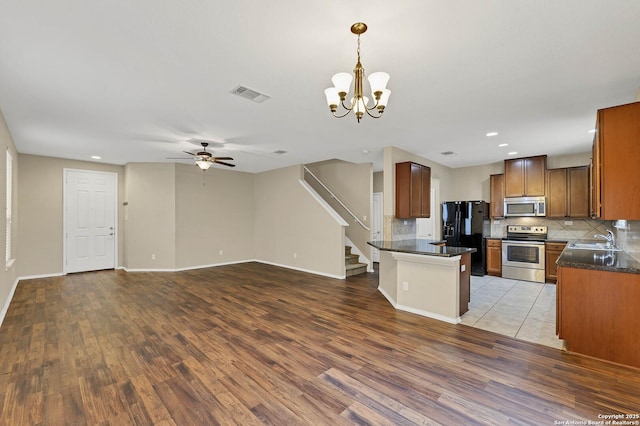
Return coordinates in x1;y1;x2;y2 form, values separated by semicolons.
448;161;503;202
174;164;254;269
0;110;19;323
306;160;372;262
254;165;345;277
373;171;383;193
18;154;125;277
124;163;176;270
546;152;591;169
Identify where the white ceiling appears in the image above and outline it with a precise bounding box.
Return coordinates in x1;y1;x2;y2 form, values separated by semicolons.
1;1;639;173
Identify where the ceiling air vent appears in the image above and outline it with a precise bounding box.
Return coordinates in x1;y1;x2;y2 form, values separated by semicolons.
273;150;287;155
230;85;271;103
440;151;455;156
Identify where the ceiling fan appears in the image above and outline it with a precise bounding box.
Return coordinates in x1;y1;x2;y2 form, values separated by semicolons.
168;142;235;170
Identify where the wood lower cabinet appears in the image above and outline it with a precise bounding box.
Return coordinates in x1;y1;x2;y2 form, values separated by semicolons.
592;101;640;220
504;155;547;197
546;166;589;218
557;266;640;369
489;174;504;218
396;161;431;218
544;242;566;283
486;238;502;277
459;253;471;315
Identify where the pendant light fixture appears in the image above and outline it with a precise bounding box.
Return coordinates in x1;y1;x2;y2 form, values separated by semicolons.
324;22;390;122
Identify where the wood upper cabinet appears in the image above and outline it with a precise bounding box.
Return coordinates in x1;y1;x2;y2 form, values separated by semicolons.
485;238;502;277
546;166;590;218
592;101;640;220
395;161;431;219
544;241;566;283
504;155;547;197
489;174;505;218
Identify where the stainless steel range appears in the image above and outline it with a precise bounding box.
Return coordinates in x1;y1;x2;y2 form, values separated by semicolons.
502;225;547;283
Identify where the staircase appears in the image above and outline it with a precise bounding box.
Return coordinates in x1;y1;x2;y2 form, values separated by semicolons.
345;246;368;277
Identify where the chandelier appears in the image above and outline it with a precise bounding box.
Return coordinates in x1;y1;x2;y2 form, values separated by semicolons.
324;22;390;122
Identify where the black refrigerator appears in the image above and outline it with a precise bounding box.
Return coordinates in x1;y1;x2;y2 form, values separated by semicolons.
442;201;489;276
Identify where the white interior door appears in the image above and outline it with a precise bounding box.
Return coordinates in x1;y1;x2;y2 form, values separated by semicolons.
372;192;383;262
64;169;117;273
416;187;437;239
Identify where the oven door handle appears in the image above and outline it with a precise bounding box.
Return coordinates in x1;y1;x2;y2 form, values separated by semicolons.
504;240;544;246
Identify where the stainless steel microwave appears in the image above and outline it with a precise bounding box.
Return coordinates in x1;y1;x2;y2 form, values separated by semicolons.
504;196;546;217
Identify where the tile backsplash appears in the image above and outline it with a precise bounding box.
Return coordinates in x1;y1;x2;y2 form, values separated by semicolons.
614;220;640;262
492;217;640;261
490;217;611;241
387;214;640;263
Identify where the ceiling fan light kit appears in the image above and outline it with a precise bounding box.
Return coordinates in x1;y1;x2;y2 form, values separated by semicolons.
195;160;212;170
169;141;236;171
324;22;390;122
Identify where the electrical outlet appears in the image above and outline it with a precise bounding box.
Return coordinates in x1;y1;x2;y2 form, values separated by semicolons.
151;254;156;260
564;220;573;226
293;252;297;259
219;250;223;255
402;281;409;291
494;220;500;224
363;215;367;221
461;264;466;272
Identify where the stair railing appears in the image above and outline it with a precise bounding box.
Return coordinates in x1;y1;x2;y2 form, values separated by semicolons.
303;166;370;231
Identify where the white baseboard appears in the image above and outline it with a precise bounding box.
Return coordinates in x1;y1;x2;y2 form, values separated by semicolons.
0;277;20;328
395;303;461;325
18;272;65;281
122;259;346;279
253;259;345;280
377;285;460;324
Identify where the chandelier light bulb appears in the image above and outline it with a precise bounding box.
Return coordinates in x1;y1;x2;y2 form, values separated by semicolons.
331;73;353;98
368;72;390;96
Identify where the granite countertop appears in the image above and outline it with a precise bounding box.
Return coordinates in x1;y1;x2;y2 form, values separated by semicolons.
368;239;477;257
558;247;640;274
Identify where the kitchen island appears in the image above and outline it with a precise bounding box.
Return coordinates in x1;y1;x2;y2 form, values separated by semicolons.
368;239;476;324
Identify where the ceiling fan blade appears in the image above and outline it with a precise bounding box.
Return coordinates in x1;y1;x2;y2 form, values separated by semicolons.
212;156;234;161
183;151;196;156
166;157;193;160
213;160;236;167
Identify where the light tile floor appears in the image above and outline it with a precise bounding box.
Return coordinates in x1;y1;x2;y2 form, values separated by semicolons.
461;275;564;349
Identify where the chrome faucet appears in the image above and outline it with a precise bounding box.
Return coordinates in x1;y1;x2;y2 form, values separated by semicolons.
594;229;615;248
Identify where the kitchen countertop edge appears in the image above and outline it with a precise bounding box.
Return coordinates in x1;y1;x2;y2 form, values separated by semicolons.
368;239;477;258
557;248;640;274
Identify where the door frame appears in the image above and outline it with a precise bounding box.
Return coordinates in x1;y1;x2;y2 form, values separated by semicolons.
371;192;383;262
63;168;118;274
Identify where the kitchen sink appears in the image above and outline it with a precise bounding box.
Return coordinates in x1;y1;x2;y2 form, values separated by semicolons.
567;241;622;251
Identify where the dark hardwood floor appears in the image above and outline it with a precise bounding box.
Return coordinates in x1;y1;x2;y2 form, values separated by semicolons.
1;262;638;425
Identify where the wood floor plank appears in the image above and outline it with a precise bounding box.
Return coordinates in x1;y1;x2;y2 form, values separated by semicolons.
0;262;639;425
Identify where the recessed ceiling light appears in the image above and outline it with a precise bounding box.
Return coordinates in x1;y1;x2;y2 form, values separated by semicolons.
361;149;369;154
507;151;518;156
91;155;101;160
486;132;498;137
587;129;596;134
498;143;509;147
